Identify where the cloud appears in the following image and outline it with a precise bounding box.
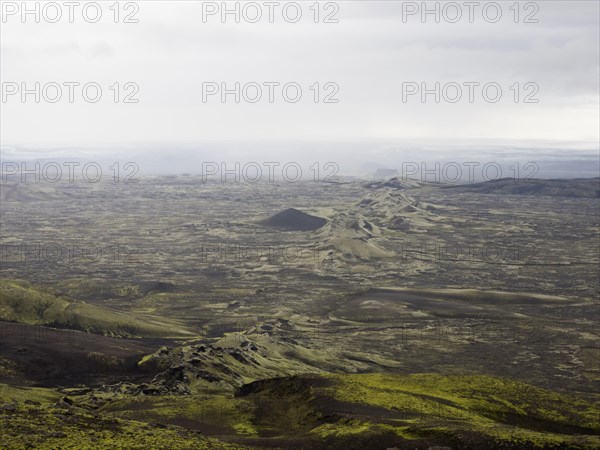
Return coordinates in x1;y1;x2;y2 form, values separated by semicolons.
0;1;598;148
89;42;114;58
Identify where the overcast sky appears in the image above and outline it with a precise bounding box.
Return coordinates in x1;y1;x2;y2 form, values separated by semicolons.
1;1;599;162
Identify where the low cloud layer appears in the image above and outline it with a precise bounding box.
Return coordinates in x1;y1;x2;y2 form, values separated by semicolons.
1;1;598;153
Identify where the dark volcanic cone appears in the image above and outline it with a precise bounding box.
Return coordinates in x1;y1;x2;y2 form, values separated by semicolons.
262;208;327;231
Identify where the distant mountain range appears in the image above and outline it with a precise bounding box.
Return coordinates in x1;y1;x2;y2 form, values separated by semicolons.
444;177;600;198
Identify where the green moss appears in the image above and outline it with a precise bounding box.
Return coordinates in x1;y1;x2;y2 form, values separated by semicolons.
4;373;597;448
103;395;257;437
0;278;193;338
137;354;154;367
324;373;600;448
311;418;372;437
0;358;20;377
0;279;70;324
0;402;247;449
0;384;62;404
232;422;258;437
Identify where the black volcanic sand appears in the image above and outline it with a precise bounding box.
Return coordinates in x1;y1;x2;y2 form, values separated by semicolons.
262;208;327;231
0;321;170;387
